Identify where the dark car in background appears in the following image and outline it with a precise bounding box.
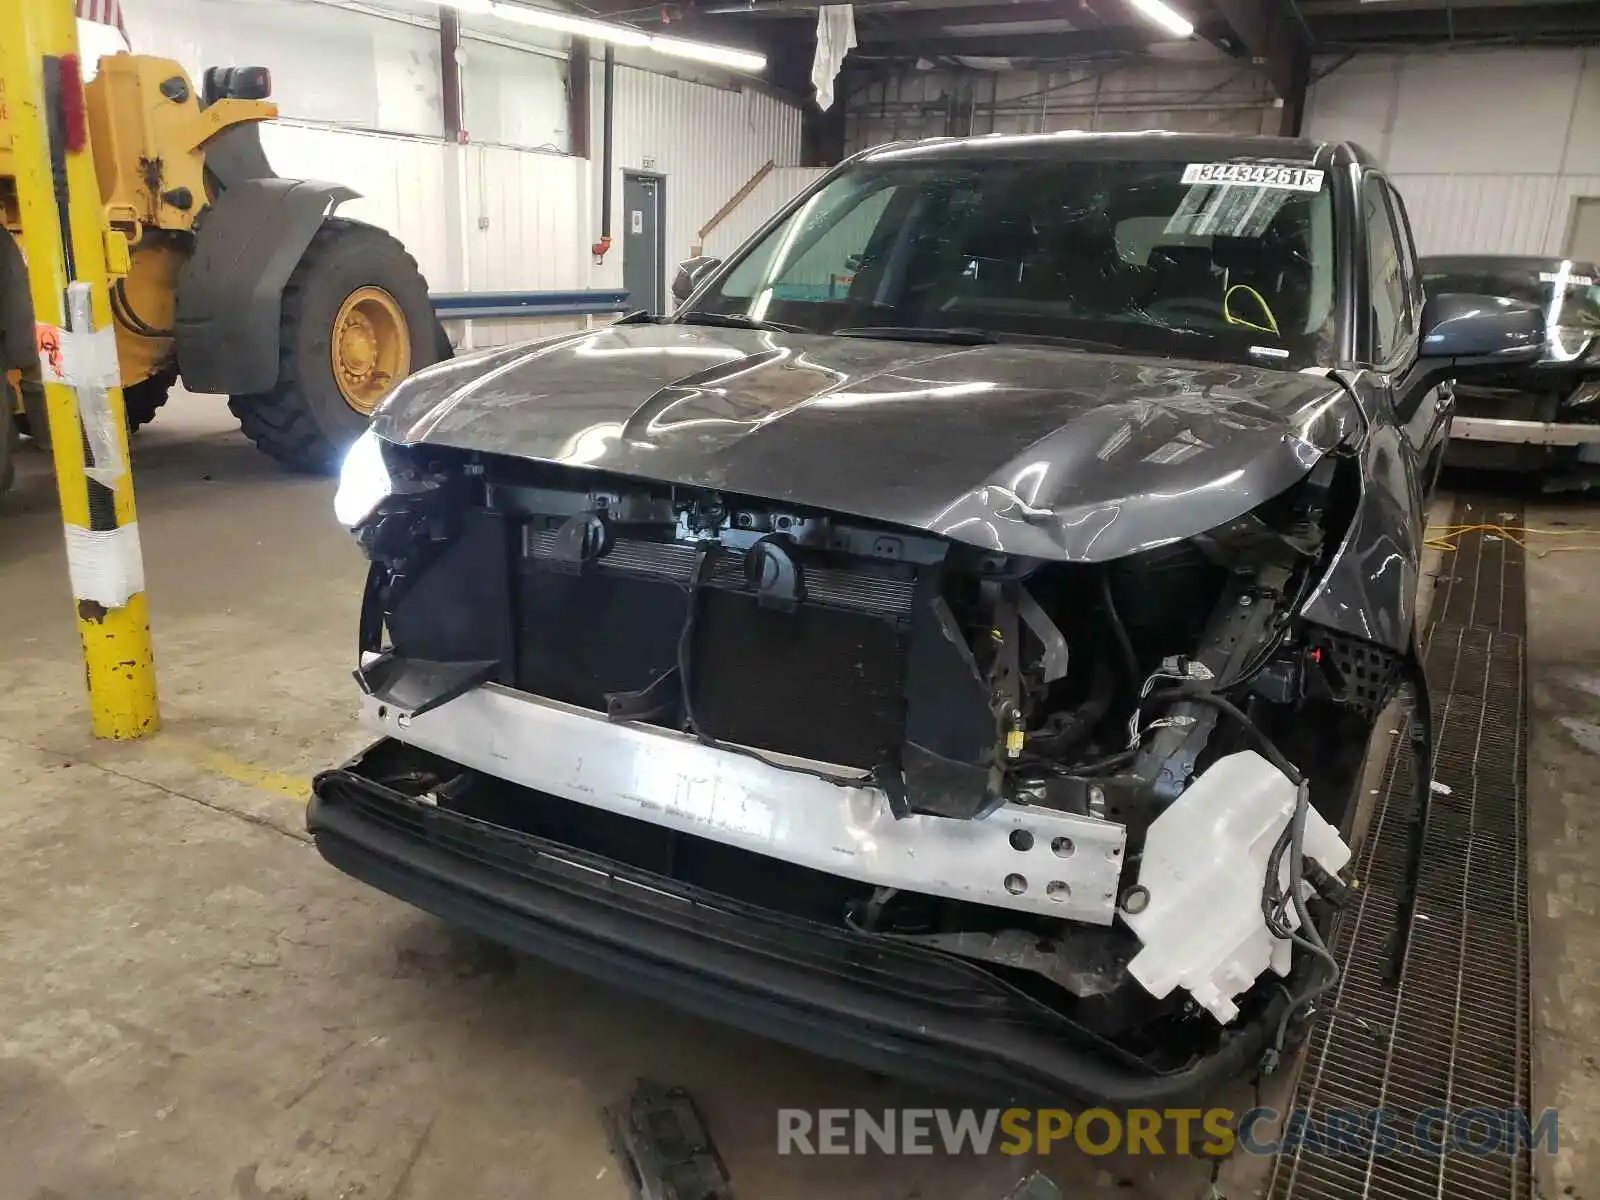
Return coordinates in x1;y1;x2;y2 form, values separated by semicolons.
1422;254;1600;483
311;133;1544;1105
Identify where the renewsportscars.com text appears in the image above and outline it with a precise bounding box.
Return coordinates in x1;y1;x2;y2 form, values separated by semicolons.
776;1107;1559;1158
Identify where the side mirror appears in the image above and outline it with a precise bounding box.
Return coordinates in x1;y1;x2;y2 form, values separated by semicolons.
672;256;721;303
1418;293;1544;366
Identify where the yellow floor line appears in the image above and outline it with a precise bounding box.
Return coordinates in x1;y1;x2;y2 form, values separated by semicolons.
170;739;311;802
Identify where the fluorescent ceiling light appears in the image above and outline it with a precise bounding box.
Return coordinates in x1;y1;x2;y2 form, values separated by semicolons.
438;2;767;72
649;33;766;72
1126;0;1194;38
488;2;649;45
944;20;1077;35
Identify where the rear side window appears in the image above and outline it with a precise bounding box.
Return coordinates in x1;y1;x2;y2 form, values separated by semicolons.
1363;181;1409;364
1385;183;1424;321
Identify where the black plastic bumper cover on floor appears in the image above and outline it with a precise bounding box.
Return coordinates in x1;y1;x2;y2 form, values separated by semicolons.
309;746;1290;1106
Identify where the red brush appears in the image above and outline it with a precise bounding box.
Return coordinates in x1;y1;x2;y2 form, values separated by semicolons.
57;54;88;154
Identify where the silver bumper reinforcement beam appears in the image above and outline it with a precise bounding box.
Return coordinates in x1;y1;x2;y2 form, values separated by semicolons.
1450;416;1600;445
364;685;1127;925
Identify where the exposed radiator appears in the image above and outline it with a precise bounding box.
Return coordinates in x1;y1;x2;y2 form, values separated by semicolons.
516;530;915;769
523;529;917;617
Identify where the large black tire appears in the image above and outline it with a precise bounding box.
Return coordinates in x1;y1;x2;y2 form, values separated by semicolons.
15;370;170;449
3;231;37;482
1;381;17;501
124;368;177;432
229;218;441;473
12;378;48;448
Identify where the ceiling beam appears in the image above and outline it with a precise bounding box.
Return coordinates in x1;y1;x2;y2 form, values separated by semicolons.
634;5;1140;61
665;0;1069;15
617;0;1118;22
851;1;1097;39
1201;0;1308;101
1298;0;1595;12
590;8;787;52
851;28;1157;58
1308;1;1600;42
622;7;797;43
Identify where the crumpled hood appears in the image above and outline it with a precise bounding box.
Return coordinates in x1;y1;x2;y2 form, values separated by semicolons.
371;322;1360;561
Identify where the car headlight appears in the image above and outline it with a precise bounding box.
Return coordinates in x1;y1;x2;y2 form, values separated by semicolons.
334;429;393;528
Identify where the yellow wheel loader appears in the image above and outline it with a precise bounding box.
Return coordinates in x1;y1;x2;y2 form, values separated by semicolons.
1;54;447;482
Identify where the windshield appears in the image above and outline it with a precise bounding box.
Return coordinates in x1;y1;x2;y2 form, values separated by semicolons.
686;153;1339;368
1423;263;1600;331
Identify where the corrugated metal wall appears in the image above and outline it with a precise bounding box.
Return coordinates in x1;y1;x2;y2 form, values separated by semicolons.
461;145;594;345
257;124;453;286
701;167;830;259
846;60;1279;150
256;125;593;346
1382;175;1600;260
589;63;805;291
1305;48;1600;256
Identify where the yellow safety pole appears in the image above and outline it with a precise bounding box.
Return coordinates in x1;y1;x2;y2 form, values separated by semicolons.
1;0;159;738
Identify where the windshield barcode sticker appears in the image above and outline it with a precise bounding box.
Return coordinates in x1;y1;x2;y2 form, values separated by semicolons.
1165;184;1290;239
1181;163;1324;191
1540;270;1596;287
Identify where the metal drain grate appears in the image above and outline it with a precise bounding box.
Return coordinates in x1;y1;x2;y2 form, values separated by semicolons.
1267;500;1532;1200
1433;498;1528;634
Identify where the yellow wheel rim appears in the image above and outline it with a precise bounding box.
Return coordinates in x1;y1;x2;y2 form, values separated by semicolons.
331;286;410;415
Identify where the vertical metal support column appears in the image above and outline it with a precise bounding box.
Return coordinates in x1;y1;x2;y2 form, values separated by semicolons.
568;37;592;160
439;5;464;144
1277;45;1310;138
437;5;471;348
0;0;160;738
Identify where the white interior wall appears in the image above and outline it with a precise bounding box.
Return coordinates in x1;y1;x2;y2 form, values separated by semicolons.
114;0;805;344
1305;48;1600;256
254;126;591;345
460;38;570;152
124;0;443;135
588;63;805;292
460;145;593;345
257;123;453;286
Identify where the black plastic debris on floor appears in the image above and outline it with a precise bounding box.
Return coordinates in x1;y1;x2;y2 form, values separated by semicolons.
1003;1173;1063;1200
603;1080;733;1200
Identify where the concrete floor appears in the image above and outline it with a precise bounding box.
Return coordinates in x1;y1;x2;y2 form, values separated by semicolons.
1525;501;1600;1200
0;392;1595;1199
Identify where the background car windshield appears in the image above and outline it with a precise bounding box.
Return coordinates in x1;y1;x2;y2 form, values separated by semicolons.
1425;264;1600;330
690;154;1338;366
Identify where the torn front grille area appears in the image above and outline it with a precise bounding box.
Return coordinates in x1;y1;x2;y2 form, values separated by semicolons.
524;528;919;617
516;526;917;770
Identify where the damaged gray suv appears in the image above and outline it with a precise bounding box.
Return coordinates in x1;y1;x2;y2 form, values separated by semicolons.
311;133;1542;1104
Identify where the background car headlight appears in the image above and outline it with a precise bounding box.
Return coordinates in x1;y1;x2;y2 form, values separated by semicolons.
334;429;393;528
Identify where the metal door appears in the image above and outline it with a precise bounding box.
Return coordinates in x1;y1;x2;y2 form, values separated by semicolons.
622;173;664;313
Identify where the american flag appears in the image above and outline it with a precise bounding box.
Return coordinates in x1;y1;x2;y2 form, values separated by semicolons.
76;0;128;43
